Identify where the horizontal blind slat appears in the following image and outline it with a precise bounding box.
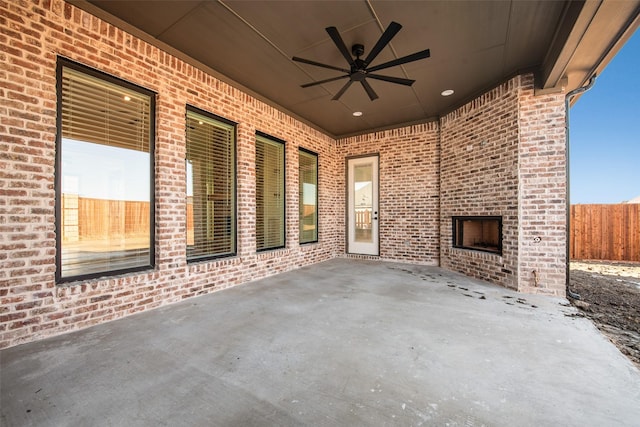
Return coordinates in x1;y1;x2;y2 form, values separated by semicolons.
62;68;150;152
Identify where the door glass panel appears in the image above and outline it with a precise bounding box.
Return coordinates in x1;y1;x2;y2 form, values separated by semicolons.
354;163;373;243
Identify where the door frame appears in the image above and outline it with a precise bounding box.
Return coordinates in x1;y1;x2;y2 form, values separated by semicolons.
346;154;379;256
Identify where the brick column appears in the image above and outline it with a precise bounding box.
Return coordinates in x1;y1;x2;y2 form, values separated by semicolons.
517;75;567;296
236;122;257;257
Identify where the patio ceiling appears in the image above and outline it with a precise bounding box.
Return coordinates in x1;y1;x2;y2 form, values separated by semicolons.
70;0;639;138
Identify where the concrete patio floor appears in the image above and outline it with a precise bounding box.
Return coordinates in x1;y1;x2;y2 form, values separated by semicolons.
2;259;639;426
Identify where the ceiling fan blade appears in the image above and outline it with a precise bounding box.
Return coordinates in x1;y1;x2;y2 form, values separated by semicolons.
292;56;350;73
367;49;431;73
326;26;356;66
301;75;349;88
332;80;353;101
363;21;402;67
366;73;415;86
360;79;379;101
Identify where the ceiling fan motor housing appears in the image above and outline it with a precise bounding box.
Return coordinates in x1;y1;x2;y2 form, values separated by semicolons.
352;44;365;58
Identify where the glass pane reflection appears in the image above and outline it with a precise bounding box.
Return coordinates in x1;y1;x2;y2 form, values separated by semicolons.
354;163;372;243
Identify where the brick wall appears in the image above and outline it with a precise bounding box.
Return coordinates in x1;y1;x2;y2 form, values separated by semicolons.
0;0;337;348
439;75;567;295
440;78;521;289
336;124;441;264
1;0;568;348
517;75;567;295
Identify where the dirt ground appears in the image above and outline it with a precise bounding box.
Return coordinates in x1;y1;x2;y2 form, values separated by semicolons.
569;261;640;368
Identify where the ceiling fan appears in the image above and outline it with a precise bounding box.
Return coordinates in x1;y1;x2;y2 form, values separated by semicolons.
292;21;430;101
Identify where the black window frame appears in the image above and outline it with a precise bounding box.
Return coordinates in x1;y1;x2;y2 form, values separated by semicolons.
55;57;156;283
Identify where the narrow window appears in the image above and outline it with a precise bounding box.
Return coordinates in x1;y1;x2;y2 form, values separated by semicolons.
256;133;285;251
299;149;318;243
56;59;155;282
186;107;236;261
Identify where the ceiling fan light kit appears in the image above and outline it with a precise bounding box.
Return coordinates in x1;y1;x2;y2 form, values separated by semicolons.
293;21;430;101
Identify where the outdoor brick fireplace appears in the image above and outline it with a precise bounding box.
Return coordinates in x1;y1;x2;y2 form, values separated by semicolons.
452;216;502;255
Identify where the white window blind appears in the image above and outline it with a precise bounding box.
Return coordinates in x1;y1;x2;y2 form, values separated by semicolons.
256;134;285;250
61;67;151;152
186;109;236;260
299;149;318;243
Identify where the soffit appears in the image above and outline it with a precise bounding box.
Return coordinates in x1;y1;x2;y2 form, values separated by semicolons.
70;0;640;138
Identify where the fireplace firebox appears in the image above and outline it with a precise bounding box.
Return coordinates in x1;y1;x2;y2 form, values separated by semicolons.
452;216;502;255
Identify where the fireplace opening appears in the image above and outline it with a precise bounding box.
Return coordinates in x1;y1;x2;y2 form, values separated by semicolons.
452;216;502;255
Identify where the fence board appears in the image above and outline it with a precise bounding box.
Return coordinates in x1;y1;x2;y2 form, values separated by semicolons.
62;195;150;241
570;204;640;262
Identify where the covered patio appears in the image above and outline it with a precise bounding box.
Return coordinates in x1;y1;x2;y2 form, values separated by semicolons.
2;259;639;426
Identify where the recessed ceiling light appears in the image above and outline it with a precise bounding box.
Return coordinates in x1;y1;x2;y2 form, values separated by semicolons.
441;89;454;97
198;121;204;125
123;95;131;101
353;111;363;117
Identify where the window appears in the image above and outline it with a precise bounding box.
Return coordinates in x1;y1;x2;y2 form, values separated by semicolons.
56;59;155;282
299;149;318;243
256;133;285;251
186;107;236;261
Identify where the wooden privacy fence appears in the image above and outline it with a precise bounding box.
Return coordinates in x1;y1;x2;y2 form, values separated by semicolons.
570;204;640;262
62;195;196;244
62;195;150;242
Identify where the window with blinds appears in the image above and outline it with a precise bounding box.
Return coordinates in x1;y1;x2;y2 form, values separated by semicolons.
186;107;236;261
56;59;155;282
299;149;318;243
256;134;285;251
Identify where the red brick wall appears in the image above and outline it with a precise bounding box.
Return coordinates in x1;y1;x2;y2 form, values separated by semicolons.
1;1;568;348
440;78;521;289
336;124;441;264
439;75;567;295
517;75;567;295
0;0;337;348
